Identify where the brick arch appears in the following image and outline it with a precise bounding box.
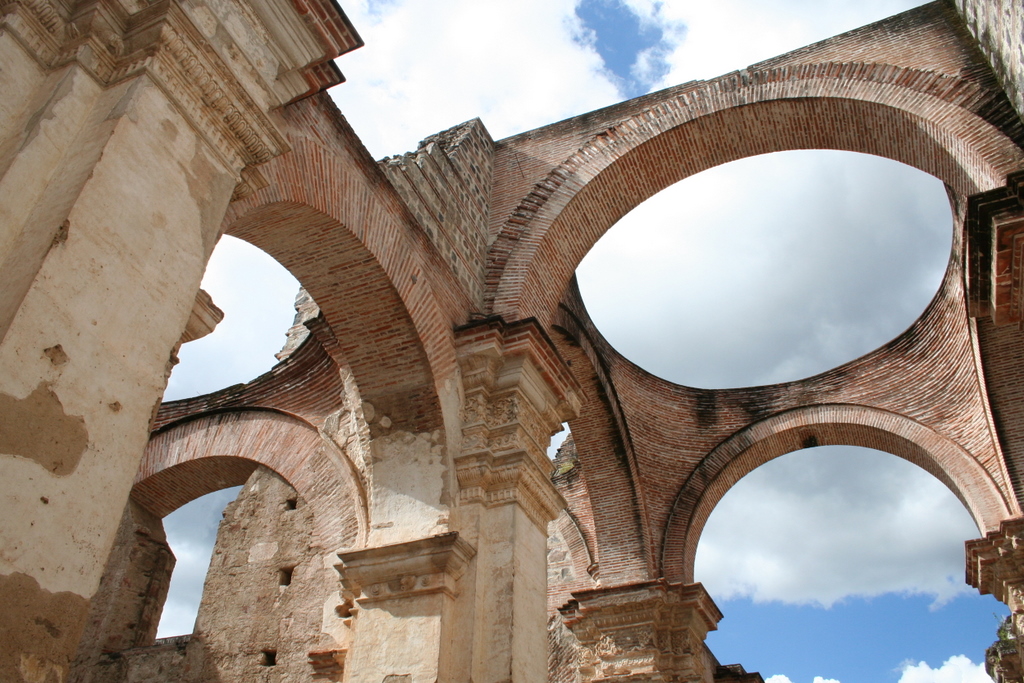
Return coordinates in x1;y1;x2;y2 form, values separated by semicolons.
490;64;1024;323
134;409;367;550
225;200;441;431
222;98;467;431
661;404;1014;584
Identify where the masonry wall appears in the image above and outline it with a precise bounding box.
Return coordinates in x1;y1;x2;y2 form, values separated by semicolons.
956;0;1024;125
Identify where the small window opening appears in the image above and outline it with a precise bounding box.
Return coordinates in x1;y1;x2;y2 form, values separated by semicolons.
261;650;277;666
279;566;294;586
284;497;297;510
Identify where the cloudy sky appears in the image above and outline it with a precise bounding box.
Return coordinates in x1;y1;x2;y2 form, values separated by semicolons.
158;1;1007;681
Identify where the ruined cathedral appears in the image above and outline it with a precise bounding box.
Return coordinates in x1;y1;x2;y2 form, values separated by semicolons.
3;0;1024;679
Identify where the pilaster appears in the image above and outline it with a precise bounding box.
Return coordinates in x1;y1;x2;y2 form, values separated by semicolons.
560;581;723;683
968;518;1024;683
336;533;475;683
454;317;583;682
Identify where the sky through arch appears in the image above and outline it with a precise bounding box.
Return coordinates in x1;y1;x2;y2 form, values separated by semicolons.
156;0;1005;680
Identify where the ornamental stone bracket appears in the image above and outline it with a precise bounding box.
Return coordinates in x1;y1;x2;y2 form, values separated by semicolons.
967;517;1024;683
455;317;584;530
560;580;723;683
966;171;1024;328
335;532;476;604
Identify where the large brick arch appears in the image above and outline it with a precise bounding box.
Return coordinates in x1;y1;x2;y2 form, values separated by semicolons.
225;200;441;431
221;95;467;432
661;404;1015;584
134;410;367;550
490;65;1024;323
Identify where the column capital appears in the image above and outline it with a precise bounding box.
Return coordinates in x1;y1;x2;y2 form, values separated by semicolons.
968;518;1024;683
560;580;722;683
967;517;1024;607
2;0;361;195
335;532;476;604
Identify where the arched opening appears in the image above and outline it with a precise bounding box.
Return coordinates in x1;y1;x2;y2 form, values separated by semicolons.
694;445;1006;682
69;411;366;683
157;486;242;638
576;150;953;388
165;236;305;401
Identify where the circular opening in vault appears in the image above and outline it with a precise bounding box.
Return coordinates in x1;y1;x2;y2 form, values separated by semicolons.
576;150;952;389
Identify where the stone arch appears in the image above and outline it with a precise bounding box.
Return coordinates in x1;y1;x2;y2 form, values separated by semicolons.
661;404;1015;583
489;64;1024;323
135;409;367;550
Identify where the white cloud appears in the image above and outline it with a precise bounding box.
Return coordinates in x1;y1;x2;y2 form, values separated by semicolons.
898;656;992;683
576;150;951;389
694;447;979;607
764;676;841;683
331;0;621;159
653;0;929;86
164;236;299;402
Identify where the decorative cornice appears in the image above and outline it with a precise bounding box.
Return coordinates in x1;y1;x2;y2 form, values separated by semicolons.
455;318;583;529
335;533;476;604
455;450;566;531
967;516;1024;605
966;171;1024;327
559;580;721;683
3;0;291;190
178;288;223;344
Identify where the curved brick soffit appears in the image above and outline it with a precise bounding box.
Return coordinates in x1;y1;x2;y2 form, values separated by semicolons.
487;63;1024;324
550;259;1018;582
550;288;655;584
153;328;346;431
222;96;466;432
662;404;1015;584
135;409;368;550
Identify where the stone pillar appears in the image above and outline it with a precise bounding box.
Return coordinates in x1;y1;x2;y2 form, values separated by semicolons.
337;533;476;682
968;518;1024;683
559;581;723;683
454;318;583;683
0;0;359;677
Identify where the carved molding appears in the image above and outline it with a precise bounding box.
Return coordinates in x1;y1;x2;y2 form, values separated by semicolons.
2;0;292;192
455;318;583;529
178;288;224;344
335;532;476;604
560;580;722;683
967;171;1024;327
968;518;1024;683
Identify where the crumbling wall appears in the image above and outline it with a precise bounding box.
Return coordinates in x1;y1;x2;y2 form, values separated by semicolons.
70;501;175;683
75;466;352;683
381;119;494;307
955;0;1024;125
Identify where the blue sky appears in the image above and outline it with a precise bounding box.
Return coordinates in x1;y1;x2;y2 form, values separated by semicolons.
159;1;1004;681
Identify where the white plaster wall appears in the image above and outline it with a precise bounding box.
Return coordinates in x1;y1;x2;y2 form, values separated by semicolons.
0;74;236;599
367;430;449;546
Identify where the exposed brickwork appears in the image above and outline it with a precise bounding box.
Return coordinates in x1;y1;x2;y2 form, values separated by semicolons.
154;325;346;430
224;93;474;430
381;119;494;309
137;410;365;550
548;436;599;613
487;4;1024;322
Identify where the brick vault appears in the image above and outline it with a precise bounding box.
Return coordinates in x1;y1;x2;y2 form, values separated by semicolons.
2;0;1024;681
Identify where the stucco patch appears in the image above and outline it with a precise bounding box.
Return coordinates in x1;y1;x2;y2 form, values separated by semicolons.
0;382;87;475
0;571;89;683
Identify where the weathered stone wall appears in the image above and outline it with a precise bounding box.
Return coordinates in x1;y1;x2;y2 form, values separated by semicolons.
70;502;175;683
79;467;353;683
955;0;1024;125
381;119;494;309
